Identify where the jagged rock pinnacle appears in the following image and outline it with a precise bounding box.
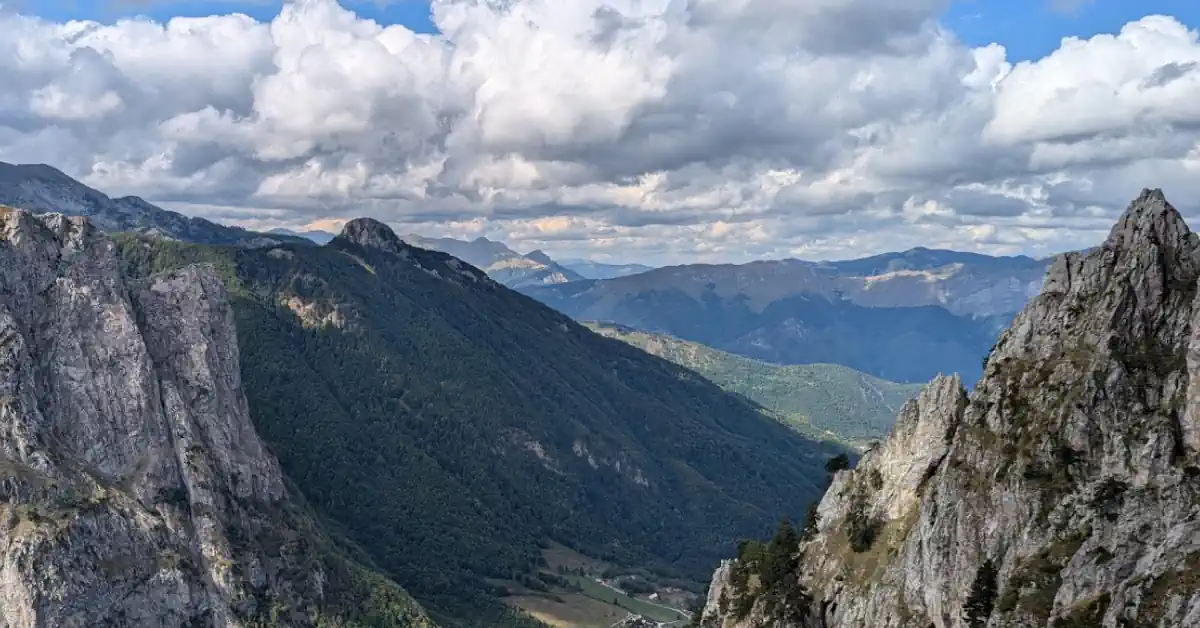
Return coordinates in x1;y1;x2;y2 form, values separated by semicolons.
336;217;406;254
1106;188;1197;255
1043;189;1200;298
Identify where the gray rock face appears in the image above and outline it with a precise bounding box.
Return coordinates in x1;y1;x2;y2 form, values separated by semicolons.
700;189;1200;628
0;207;398;626
340;217;408;255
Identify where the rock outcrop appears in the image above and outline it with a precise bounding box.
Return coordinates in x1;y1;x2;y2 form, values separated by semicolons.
0;207;433;626
700;189;1200;628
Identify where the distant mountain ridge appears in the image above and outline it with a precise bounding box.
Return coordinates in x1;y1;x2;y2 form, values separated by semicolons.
269;227;336;244
562;259;655;280
523;250;1049;384
0;161;305;246
586;323;921;450
401;232;586;288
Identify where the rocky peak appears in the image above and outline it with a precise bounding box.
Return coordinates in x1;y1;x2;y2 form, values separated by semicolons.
1106;188;1196;253
1039;187;1200;306
701;189;1200;628
524;249;554;266
336;217;407;254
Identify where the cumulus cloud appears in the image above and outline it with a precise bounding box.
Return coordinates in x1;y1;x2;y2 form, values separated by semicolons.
0;0;1198;264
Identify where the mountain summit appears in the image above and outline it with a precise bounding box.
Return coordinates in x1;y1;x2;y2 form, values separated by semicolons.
700;189;1200;628
338;216;407;253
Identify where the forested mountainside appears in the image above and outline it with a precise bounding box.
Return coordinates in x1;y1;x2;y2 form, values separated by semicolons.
522;250;1046;384
698;190;1200;628
587;323;921;450
0;208;434;627
114;218;848;627
0;162;305;246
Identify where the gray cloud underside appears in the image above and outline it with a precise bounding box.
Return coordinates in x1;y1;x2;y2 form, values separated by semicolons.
2;0;1199;264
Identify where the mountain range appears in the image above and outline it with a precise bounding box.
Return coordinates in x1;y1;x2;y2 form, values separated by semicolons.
523;250;1049;384
262;229;654;284
269;227;337;244
398;233;586;288
0;162;1049;387
559;259;655;280
699;189;1200;628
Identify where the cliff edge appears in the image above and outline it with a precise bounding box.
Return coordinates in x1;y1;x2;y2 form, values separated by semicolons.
0;207;434;627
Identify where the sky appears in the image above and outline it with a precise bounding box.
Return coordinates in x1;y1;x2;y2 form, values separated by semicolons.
2;1;1200;265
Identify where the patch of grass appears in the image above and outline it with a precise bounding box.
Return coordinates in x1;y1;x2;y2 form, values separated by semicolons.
1137;551;1200;625
1052;593;1110;628
508;592;626;628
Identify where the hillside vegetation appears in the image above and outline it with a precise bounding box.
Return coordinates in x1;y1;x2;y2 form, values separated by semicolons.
114;220;846;627
587;324;920;449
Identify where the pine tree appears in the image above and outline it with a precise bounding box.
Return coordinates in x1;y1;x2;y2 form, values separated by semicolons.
825;453;851;474
761;518;798;589
963;559;999;628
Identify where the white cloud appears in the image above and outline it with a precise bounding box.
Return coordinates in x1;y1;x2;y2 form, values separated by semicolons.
0;0;1198;264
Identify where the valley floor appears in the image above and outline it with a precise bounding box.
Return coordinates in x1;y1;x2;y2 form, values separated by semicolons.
504;544;696;628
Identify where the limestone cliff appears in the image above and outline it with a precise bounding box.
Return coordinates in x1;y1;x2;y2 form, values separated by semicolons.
700;189;1200;628
0;207;434;627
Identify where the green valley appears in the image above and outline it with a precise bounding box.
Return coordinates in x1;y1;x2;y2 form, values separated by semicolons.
114;219;849;628
587;323;920;450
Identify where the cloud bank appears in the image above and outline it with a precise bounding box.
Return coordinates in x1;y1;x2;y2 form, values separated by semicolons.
2;0;1199;263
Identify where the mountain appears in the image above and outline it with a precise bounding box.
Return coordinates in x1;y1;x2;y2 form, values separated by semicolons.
113;218;849;626
0;207;435;627
586;323;921;450
0;161;306;246
522;251;1049;384
698;189;1200;628
402;233;585;288
562;259;655;280
269;227;337;244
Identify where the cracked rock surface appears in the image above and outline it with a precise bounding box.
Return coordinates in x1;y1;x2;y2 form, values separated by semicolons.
0;207;432;627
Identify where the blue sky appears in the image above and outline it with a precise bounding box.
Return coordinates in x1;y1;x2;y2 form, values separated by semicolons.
14;0;1200;62
13;0;436;32
945;0;1200;60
